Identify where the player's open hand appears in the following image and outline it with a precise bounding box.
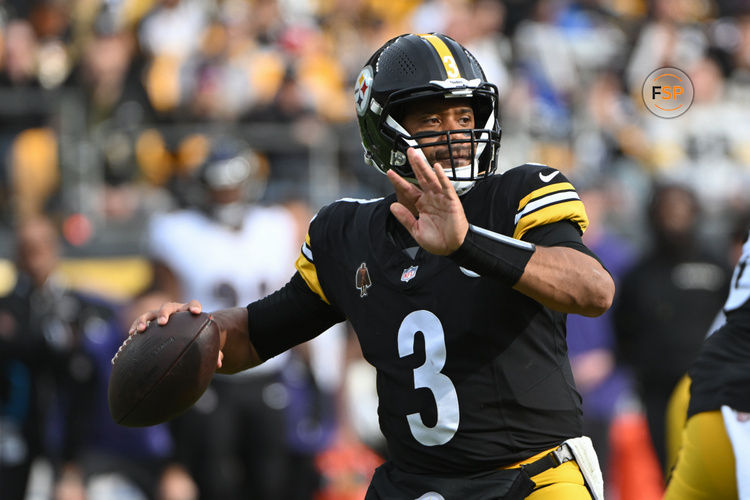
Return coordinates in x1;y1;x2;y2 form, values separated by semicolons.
387;148;469;255
128;300;202;335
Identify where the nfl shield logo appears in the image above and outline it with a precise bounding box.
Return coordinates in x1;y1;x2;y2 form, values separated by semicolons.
401;265;418;282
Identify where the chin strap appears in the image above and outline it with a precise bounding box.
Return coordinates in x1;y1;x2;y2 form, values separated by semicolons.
448;224;536;286
452;180;475;196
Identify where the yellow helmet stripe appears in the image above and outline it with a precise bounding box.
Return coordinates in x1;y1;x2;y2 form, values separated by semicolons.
418;34;462;79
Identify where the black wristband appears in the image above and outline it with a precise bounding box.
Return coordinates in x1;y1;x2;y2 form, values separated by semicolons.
448;225;536;286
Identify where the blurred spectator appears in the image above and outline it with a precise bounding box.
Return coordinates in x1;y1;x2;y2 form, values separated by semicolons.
55;290;198;500
638;49;750;224
0;216;195;500
444;0;512;95
0;19;53;188
614;182;731;472
27;0;74;90
574;70;630;169
139;0;209;61
138;0;212;117
319;1;390;85
0;19;42;88
7;127;60;219
513;0;579;142
286;28;350;123
0;216;98;499
242;69;324;202
181;4;283;122
625;0;710;91
67;6;153;128
553;1;627;76
0;0;748;238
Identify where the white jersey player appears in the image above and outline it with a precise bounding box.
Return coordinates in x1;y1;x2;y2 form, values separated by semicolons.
145;137;343;500
148;203;298;374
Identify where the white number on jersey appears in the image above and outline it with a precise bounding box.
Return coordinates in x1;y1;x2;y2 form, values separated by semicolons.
397;310;460;446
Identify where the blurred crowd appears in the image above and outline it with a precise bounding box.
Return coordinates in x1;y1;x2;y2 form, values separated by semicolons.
0;0;749;242
2;0;750;499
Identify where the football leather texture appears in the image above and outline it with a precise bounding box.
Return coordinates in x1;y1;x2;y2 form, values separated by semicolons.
108;311;220;427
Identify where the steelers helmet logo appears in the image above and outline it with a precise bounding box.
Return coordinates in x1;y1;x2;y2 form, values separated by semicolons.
354;66;374;116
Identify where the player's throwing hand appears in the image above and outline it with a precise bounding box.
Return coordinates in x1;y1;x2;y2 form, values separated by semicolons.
128;300;203;335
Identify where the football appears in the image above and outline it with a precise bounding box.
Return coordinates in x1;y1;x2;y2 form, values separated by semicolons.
108;311;220;427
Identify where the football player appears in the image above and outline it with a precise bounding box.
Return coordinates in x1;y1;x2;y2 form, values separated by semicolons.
133;33;615;499
147;137;346;499
146;137;298;499
664;227;750;500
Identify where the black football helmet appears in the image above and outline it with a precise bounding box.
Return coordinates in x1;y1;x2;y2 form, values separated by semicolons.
355;33;501;192
194;136;267;228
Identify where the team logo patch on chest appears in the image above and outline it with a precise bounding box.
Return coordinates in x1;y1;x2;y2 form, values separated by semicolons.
355;262;372;297
401;265;419;282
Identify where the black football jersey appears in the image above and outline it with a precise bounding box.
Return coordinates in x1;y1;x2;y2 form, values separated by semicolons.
295;164;588;473
688;233;750;416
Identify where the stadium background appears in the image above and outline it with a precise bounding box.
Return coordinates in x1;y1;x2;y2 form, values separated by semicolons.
1;0;749;498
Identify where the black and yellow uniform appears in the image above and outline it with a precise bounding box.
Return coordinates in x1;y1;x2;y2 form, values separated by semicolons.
295;163;589;474
248;164;597;499
687;311;750;419
665;232;750;500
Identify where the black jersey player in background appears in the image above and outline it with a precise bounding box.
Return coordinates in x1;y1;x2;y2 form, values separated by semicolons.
131;33;614;500
664;227;750;500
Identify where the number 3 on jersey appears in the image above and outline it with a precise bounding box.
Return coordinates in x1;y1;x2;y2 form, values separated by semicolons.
397;310;459;446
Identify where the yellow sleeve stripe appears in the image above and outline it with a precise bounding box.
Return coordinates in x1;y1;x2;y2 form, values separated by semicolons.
418;34;461;78
517;182;576;212
513;200;589;240
515;190;580;225
294;234;331;304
